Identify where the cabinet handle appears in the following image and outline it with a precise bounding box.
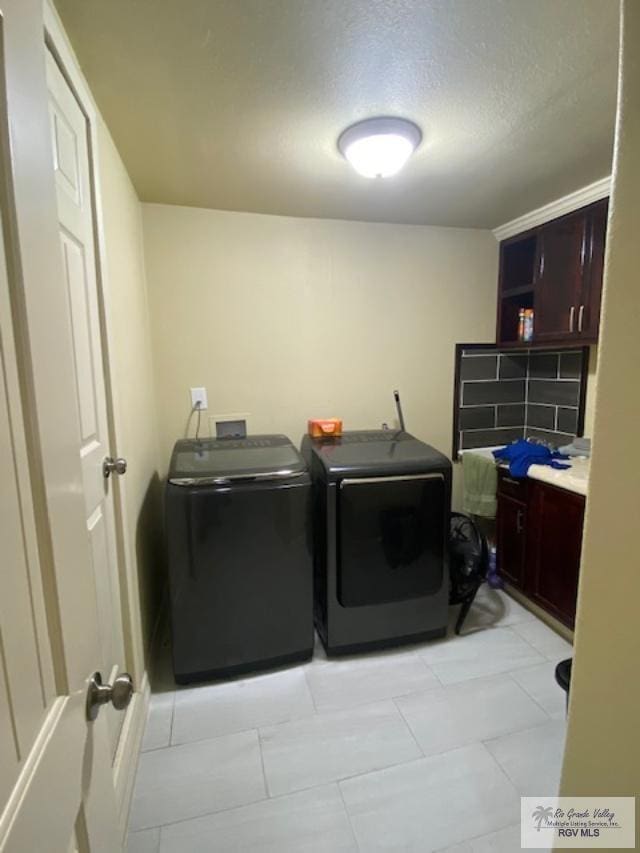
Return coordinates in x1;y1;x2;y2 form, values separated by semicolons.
578;304;584;333
516;509;524;534
580;229;587;268
538;253;545;278
569;306;575;333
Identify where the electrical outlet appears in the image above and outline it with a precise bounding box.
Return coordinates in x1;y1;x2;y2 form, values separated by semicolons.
190;387;208;410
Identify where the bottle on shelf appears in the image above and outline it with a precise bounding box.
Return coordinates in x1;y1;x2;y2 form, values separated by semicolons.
524;308;534;342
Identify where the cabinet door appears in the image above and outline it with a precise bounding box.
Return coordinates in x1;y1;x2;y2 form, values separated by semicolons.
496;493;527;589
579;200;608;341
527;482;585;628
534;210;588;342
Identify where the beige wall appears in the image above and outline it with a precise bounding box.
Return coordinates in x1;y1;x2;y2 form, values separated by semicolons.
97;121;163;676
142;204;498;504
560;0;640;804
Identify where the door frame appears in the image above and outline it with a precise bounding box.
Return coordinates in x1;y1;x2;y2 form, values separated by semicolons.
43;1;150;834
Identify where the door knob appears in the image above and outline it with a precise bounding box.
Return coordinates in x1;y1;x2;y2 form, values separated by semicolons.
86;671;134;721
103;456;127;478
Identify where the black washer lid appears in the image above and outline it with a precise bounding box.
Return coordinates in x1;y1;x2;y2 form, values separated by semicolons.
169;434;307;484
304;430;450;480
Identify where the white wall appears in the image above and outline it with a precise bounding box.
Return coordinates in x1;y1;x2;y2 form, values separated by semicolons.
142;204;498;503
560;0;640;802
97;121;163;673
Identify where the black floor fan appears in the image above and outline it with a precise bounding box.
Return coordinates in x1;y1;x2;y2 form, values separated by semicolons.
449;512;489;635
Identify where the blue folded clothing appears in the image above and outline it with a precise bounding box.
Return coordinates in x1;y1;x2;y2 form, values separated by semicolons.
492;439;571;478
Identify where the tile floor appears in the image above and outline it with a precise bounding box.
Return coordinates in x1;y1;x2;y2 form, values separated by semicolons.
127;587;572;852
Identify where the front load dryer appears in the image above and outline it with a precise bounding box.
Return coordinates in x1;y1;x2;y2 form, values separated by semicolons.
166;435;313;683
301;430;451;655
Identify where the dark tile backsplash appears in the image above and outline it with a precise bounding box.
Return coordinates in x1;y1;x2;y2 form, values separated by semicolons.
526;404;556;430
461;427;523;450
462;380;526;406
459;406;496;430
496;404;526;427
529;353;559;378
454;345;588;459
560;351;582;379
525;427;574;446
528;379;580;407
499;355;528;379
557;407;579;435
460;355;498;381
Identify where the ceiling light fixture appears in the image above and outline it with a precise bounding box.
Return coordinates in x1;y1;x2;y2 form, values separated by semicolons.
338;117;422;178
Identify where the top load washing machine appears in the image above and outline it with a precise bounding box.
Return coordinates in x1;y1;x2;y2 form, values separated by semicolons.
166;435;313;683
301;430;451;655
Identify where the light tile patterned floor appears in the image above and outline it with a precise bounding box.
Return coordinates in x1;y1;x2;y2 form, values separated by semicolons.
127;588;569;852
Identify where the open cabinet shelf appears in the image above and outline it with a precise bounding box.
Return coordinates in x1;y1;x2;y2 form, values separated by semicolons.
496;199;608;347
498;291;534;345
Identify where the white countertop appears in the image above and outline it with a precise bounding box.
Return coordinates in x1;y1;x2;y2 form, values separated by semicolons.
460;447;590;496
526;455;589;496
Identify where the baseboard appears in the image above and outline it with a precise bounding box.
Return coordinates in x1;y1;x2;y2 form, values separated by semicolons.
504;584;574;643
113;670;150;843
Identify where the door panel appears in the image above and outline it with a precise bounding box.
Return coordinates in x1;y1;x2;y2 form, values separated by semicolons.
534;210;587;342
46;49;126;755
0;201;54;823
527;483;584;628
0;363;49;804
60;234;97;440
496;494;527;589
0;1;121;850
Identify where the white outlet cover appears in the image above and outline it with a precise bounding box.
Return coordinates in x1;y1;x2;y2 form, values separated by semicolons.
190;387;208;410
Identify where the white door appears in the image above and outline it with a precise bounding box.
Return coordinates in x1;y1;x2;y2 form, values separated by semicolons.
0;1;125;850
45;47;127;758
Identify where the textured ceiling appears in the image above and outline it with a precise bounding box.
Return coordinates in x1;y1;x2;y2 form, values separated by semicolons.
54;0;619;228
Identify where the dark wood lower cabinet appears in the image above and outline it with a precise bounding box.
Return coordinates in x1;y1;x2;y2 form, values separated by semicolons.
496;472;585;628
495;483;528;589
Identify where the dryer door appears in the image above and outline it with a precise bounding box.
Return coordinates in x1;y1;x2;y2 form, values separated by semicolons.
337;473;445;607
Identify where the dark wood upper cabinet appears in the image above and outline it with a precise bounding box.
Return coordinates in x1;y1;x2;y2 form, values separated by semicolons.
534;210;587;342
496;198;608;347
580;199;608;340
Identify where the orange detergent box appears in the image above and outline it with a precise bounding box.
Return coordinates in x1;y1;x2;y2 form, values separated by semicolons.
307;418;343;438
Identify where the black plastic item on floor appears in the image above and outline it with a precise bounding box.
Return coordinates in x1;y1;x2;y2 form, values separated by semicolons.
449;512;489;635
555;657;573;711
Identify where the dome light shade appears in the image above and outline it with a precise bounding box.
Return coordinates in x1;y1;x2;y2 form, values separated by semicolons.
338;117;422;178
